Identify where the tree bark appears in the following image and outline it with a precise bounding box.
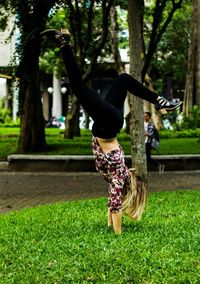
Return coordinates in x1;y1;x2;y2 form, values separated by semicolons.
183;0;200;116
17;0;57;153
128;0;147;179
110;6;124;74
84;111;90;129
64;95;80;138
19;34;46;152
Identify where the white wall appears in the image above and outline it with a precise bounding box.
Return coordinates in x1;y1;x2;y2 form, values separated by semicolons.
0;78;7;98
0;15;16;67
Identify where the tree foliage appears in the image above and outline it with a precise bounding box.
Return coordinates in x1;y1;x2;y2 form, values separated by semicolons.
0;0;194;153
146;0;192;96
0;0;59;152
142;0;185;81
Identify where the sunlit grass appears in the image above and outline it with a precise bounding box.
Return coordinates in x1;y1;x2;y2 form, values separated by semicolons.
0;190;199;283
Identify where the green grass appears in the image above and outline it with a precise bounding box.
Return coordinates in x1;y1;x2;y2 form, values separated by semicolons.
155;137;200;155
0;127;199;159
0;190;199;283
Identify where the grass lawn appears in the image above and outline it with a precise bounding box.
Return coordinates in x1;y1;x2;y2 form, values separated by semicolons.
0;190;199;283
0;127;199;158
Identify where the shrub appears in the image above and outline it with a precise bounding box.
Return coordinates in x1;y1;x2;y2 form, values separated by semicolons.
175;106;200;130
159;128;200;138
0;108;12;123
0;98;12;124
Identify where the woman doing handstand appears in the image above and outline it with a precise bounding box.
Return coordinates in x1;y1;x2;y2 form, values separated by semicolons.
41;29;182;234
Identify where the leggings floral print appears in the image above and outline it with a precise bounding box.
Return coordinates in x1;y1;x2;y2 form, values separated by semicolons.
92;136;130;212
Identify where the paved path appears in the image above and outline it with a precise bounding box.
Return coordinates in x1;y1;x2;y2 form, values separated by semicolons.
0;171;200;214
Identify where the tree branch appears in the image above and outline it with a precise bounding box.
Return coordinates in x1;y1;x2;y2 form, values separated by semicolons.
74;0;83;56
66;0;78;52
83;0;114;81
142;0;183;81
84;0;95;52
109;5;124;73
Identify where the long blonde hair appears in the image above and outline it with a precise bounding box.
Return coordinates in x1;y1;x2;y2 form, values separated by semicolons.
122;168;147;221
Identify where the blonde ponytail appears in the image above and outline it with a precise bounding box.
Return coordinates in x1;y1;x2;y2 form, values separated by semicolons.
122;168;147;220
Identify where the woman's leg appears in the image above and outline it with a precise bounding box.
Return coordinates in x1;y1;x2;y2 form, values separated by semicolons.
105;73;182;113
60;44;121;125
58;35;181;137
105;73;158;111
42;29;181;115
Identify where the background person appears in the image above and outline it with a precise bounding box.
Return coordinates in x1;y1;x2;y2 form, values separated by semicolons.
144;111;165;174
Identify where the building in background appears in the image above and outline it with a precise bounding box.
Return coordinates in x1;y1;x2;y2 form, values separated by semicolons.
0;15;19;121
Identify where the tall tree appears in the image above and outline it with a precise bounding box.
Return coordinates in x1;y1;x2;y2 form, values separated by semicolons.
128;0;147;179
183;0;200;116
18;1;57;153
127;0;185;178
0;0;58;152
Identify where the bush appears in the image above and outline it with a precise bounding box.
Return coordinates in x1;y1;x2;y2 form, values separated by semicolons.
0;108;12;124
0;98;13;124
159;128;200;138
0;118;20;127
175;106;200;130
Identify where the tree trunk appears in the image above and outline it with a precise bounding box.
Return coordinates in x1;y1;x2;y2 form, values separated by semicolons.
183;0;200;116
64;95;80;139
16;0;57;153
19;35;46;153
110;6;124;74
128;0;147;179
84;111;90;129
